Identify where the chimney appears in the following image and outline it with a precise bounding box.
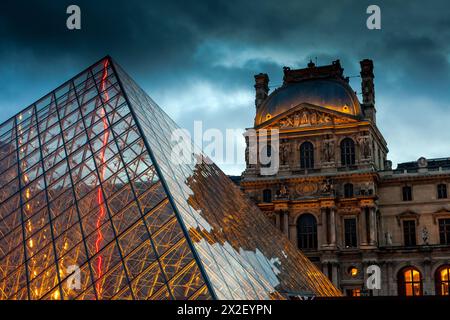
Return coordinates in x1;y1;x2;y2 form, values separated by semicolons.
360;59;376;123
254;73;269;108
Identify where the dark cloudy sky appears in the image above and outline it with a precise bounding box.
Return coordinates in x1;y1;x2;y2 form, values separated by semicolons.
1;0;450;174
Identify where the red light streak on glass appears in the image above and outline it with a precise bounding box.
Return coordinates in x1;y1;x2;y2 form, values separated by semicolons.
95;59;110;298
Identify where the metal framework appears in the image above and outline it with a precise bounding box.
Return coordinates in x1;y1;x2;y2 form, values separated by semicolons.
0;56;340;300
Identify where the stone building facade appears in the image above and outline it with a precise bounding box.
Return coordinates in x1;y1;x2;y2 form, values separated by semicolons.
239;59;450;296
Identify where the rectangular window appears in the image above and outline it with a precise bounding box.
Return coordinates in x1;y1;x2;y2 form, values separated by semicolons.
402;186;412;201
403;220;416;246
438;184;448;199
346;288;361;297
262;189;272;203
439;218;450;245
344;218;357;248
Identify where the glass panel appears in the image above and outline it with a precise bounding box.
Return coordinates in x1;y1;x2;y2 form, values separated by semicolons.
0;57;341;300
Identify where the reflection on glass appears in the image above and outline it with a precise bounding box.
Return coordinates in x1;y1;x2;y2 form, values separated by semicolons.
0;57;340;300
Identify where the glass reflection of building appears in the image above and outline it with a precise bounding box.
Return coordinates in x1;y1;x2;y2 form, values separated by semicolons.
0;57;340;300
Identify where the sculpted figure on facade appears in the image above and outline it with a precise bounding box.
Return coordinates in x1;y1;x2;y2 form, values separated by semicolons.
280;140;290;165
320;178;334;194
385;232;393;246
274;109;338;129
357;134;371;159
278;184;289;198
422;226;429;245
322;138;335;163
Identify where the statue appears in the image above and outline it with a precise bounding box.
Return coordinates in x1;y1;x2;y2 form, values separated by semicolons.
280;142;290;165
301;112;309;125
422;226;429;245
385;232;393;246
310;112;317;124
320;178;333;194
278;184;289;198
322;139;335;163
293;113;300;127
357;135;371;159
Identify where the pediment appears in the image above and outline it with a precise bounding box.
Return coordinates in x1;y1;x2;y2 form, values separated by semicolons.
256;103;361;130
396;210;420;226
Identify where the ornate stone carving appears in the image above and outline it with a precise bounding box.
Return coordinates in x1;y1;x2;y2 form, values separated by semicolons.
384;232;393;246
357;134;371;159
421;226;429;245
271;108;345;129
280;140;291;165
295;181;319;197
277;184;289;199
417;157;427;168
322;139;335;163
320;178;334;195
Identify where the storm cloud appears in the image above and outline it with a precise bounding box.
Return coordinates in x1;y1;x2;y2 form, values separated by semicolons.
1;0;450;174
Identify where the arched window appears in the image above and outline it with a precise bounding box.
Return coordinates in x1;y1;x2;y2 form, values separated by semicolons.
262;189;272;203
300;142;314;169
297;214;318;250
344;183;353;198
398;267;422;296
341;138;355;166
435;265;450;296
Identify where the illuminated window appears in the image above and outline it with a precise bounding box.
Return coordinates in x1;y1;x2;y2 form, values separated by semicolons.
348;266;358;277
438;184;448;199
435;265;450;296
346;288;361;297
300;142;314;169
297;214;317;250
398;267;422;296
340;138;355;166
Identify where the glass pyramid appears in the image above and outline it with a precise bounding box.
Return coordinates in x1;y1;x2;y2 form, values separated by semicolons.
0;56;340;300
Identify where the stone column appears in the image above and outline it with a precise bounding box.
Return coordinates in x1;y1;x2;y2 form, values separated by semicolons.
289;224;297;246
423;260;432;295
321;208;328;247
332;263;339;287
330;208;336;247
322;263;329;278
386;262;393;296
283;211;289;237
369;207;377;246
360;207;368;246
275;211;281;231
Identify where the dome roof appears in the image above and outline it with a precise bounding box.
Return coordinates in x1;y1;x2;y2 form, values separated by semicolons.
255;77;362;126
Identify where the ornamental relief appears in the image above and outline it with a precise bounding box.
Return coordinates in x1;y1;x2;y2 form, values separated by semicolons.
294;181;318;196
291;179;335;199
268;109;354;129
357;134;372;160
